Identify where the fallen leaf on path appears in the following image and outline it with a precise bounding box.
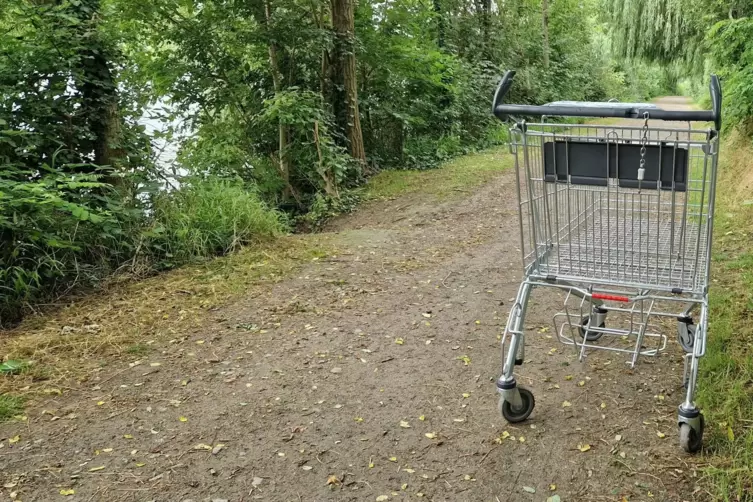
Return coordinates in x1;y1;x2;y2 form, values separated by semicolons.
400;421;411;428
326;475;340;485
395;338;404;345
89;466;105;472
60;489;75;496
8;436;20;444
179;416;188;422
193;443;213;450
549;484;556;491
547;496;561;502
97;401;105;406
123;435;133;439
422;313;432;318
418;415;426;421
657;431;666;438
578;380;585;387
523;486;536;493
424;432;437;439
354;417;364;423
212;444;225;455
462;393;470;398
600;402;607;409
564;375;573;381
578;444;591;452
518;436;525;443
457;355;471;366
135;462;145;467
302;465;313;471
389;456;397;462
376;496;389;501
252;477;263;488
615;435;622;442
562;401;572;408
404;468;415;473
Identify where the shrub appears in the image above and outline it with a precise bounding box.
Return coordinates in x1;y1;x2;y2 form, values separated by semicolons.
147;178;288;267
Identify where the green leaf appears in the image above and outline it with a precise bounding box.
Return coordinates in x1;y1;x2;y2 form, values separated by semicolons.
0;360;29;375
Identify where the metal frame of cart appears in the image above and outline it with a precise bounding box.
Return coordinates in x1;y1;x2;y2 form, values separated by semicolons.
492;70;722;453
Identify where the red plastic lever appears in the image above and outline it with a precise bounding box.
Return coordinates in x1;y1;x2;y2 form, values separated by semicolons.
592;293;630;303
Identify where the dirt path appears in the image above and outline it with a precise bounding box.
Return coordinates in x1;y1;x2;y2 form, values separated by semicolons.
1;100;708;502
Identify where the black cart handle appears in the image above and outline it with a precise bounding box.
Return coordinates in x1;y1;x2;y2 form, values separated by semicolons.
493;71;722;131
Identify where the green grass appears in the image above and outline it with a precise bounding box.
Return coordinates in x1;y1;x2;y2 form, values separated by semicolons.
0;395;25;421
695;131;753;500
364;148;512;200
126;343;151;355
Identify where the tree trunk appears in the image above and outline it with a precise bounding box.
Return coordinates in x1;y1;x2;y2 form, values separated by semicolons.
66;0;126;186
541;0;550;69
434;0;444;49
264;0;294;202
481;0;491;60
331;0;366;167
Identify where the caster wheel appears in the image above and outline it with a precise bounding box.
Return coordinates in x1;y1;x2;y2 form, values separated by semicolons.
677;319;696;353
579;315;605;342
679;415;704;453
498;387;535;423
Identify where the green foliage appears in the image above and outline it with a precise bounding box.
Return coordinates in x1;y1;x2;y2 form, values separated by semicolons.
148;178;288;267
0;160;140;323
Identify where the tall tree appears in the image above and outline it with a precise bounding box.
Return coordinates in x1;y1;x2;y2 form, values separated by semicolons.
541;0;550;68
331;0;366;166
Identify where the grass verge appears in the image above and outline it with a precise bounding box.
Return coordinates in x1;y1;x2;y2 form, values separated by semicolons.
0;235;331;400
696;129;753;500
364;148;511;200
0;395;24;422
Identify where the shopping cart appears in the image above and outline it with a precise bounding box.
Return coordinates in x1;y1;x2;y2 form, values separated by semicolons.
492;71;722;453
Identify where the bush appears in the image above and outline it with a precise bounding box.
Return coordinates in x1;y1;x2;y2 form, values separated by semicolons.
0;164;140;324
147;178;288;267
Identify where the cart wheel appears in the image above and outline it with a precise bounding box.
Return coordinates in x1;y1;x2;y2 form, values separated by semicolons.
677;319;696;353
679;415;704;453
579;315;605;342
498;387;535;423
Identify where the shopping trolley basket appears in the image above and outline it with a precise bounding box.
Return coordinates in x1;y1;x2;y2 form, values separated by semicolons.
492;70;722;453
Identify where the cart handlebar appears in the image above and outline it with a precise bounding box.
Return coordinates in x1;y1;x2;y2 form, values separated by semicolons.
493;70;722;131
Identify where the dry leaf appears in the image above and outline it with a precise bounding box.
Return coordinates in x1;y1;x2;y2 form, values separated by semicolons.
518;436;525;443
657;431;666;439
600;402;607;409
399;420;410;428
395;338;404;345
123;434;134;439
404;468;415;473
135;462;146;467
564;375;573;381
578;444;591;452
193;443;213;450
179;416;188;422
389;456;397;462
523;486;536;493
8;435;20;444
424;432;437;439
354;417;364;422
578;380;585;387
462;393;470;398
376;496;389;502
418;415;426;421
549;484;556;491
97;401;105;406
326;474;340;485
561;401;572;408
60;489;75;496
89;466;105;472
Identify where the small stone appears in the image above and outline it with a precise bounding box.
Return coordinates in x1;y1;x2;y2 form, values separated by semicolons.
330;367;343;374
